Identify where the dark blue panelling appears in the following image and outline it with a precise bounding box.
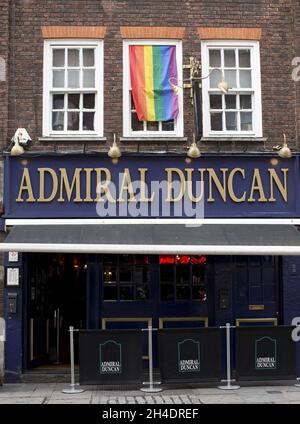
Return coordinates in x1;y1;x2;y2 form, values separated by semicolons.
282;256;300;376
3;154;298;218
86;259;101;329
214;256;234;326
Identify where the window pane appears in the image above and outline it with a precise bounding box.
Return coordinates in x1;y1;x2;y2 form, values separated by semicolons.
160;265;174;283
132;113;143;131
226;112;237;131
103;285;118;301
134;266;149;283
209;70;220;88
83;93;95;109
209;49;221;67
68;70;80;88
224;49;236;67
120;286;134;301
147;121;159;131
192;286;207;302
239;49;251;68
83;69;95;87
161;284;174;301
83;112;95;131
210;94;222;109
53;70;65;87
83;49;95;67
68;49;79;67
225;95;236;109
176;265;190;285
240;112;252;131
119;266;133;283
176;286;190;300
103;266;117;283
53;49;65;67
224;70;236;88
162;120;174;131
53;94;64;109
192;266;205;284
211;112;223;130
68;93;80;109
68;112;79;130
136;285;149;301
240;70;252;88
240;95;252;109
52;111;64;131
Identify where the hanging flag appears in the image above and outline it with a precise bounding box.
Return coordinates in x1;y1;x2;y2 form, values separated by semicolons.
129;45;179;122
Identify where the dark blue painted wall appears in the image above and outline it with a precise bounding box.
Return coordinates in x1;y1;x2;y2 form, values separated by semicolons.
282;256;300;376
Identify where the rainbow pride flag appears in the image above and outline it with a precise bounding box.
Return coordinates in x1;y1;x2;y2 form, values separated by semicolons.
129;45;179;122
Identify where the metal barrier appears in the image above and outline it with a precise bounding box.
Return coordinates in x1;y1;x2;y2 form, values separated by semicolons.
218;323;240;390
62;327;84;394
62;323;298;394
140;325;162;393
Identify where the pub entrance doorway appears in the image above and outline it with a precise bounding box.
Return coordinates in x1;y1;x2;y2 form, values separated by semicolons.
25;253;86;369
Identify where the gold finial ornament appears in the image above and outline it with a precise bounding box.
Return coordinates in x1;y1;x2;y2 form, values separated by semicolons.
187;134;201;159
278;134;292;159
108;133;121;159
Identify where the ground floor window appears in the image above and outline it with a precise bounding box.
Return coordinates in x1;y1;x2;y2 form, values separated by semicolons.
159;255;207;302
103;254;150;301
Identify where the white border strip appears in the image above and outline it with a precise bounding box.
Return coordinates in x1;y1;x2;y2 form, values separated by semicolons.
5;218;300;226
1;243;300;255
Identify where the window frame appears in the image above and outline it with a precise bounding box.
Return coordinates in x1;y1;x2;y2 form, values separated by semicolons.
43;39;104;138
123;39;184;138
201;40;262;138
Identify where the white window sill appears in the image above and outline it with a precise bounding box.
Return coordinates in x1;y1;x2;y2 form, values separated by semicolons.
120;137;188;142
39;136;107;142
201;137;267;142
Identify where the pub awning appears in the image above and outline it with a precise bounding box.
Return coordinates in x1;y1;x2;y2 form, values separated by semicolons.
1;224;300;255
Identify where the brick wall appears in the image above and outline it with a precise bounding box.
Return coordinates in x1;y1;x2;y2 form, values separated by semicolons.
0;0;9;318
0;0;297;155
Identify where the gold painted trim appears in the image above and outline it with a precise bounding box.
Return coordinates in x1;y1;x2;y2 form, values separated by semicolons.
101;317;152;329
249;304;265;311
159;316;208;329
236;318;278;326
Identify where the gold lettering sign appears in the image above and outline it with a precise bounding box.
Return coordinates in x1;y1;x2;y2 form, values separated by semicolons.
15;166;289;204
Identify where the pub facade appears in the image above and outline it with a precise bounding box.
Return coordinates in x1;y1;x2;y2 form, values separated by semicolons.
1;0;300;382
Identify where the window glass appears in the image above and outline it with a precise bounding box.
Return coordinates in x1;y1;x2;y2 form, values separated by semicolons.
204;43;260;135
46;43;101;135
103;255;150;301
160;255;207;302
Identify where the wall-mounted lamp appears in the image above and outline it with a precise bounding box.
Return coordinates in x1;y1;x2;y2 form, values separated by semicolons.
273;133;292;159
108;133;121;163
169;56;229;103
187;134;201;159
10;128;31;156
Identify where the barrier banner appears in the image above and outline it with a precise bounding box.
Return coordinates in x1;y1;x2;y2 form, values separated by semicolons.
79;330;143;384
158;328;221;382
236;326;296;380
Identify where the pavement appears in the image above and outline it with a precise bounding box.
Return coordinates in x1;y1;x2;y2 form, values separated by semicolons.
1;383;300;404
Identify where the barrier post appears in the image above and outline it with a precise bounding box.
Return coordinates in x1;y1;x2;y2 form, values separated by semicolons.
140;325;162;393
62;326;84;394
218;323;240;390
54;308;61;365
